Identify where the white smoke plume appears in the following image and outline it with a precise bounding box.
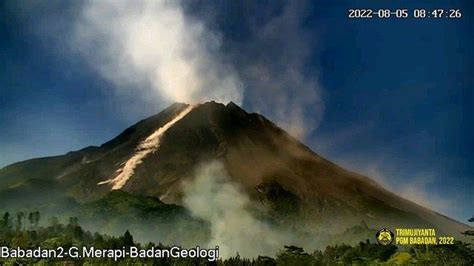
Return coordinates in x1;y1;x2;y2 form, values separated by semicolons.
72;0;322;139
228;1;324;139
73;0;243;106
183;161;291;258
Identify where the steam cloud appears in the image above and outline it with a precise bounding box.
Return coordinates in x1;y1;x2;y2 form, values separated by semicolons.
74;0;243;105
183;161;292;258
226;1;324;138
72;0;323;139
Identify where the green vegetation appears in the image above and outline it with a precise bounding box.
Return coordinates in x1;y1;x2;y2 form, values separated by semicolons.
0;211;473;265
76;190;211;246
0;190;211;247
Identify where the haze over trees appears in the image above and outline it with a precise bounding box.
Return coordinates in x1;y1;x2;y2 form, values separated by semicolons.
0;211;473;265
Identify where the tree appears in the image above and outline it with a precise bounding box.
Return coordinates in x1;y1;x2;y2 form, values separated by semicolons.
49;216;59;227
122;230;134;247
34;211;40;228
16;212;25;231
1;212;10;229
28;212;34;229
462;216;474;237
49;216;60;234
68;217;79;227
276;245;315;265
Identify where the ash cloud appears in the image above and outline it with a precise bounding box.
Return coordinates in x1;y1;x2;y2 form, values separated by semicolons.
73;0;243;106
73;0;324;139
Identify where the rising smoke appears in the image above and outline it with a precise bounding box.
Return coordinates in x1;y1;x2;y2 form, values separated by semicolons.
182;161;295;258
72;0;323;139
73;0;243;106
221;1;325;138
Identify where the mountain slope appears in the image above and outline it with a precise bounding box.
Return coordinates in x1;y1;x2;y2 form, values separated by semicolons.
0;101;470;239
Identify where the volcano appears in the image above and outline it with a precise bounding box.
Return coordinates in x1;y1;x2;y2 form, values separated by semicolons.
0;102;469;241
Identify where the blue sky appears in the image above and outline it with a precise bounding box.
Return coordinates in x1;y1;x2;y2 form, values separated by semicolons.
0;0;472;222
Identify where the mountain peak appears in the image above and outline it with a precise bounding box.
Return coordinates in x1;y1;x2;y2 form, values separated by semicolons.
0;102;470;239
226;101;240;109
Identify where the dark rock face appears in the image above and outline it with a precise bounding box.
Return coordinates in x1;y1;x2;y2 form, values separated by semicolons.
256;181;301;218
0;101;470;237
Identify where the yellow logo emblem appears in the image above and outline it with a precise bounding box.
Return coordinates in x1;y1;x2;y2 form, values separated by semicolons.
376;228;394;245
